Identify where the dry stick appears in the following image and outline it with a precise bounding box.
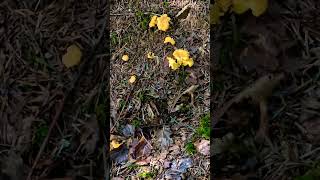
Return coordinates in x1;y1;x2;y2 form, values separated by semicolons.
26;17;106;180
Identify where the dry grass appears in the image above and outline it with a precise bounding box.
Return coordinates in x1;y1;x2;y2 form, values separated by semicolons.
110;0;209;179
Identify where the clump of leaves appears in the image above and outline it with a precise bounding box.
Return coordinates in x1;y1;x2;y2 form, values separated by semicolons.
196;113;210;140
185;142;196;155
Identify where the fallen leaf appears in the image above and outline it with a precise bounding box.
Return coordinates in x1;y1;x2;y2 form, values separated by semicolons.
110;144;129;164
157;126;173;149
171;158;193;173
62;44;82;68
129;136;152;161
195;139;210;156
111;139;122;150
121;124;135;137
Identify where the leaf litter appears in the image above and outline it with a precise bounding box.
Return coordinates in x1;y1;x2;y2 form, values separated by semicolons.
212;0;320;178
111;0;209;178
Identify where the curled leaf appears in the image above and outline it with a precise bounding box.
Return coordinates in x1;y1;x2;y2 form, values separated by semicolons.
62;44;82;68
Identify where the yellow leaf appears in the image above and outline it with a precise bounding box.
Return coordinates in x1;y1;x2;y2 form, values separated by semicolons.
129;75;136;83
62;44;82;68
122;54;129;61
249;0;268;17
149;15;158;28
147;52;155;59
110;140;122;150
164;36;175;45
157;14;171;31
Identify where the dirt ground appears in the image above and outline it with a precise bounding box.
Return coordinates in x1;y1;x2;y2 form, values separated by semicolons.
212;0;320;179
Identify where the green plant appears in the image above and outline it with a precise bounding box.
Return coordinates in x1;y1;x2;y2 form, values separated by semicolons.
163;0;169;8
196;113;210;140
34;122;49;147
110;32;118;45
132;119;141;127
138;172;154;179
185;142;196;155
119;99;126;111
294;164;320;180
128;163;140;170
135;10;150;30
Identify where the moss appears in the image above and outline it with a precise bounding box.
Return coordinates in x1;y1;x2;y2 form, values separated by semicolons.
185;142;196;155
196;113;210;140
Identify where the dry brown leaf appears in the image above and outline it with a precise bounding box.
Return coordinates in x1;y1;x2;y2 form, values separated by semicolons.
62;44;82;68
129;136;152;161
195;139;210;156
157;126;173;150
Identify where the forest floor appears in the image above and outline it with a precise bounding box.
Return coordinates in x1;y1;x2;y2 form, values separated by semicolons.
110;0;210;179
212;0;320;179
1;0;108;179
